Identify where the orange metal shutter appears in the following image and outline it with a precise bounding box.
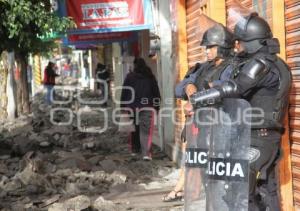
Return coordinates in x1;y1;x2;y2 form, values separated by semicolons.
286;0;300;207
186;0;207;68
174;0;208;148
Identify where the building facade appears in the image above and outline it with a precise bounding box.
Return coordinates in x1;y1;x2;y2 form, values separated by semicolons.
171;0;299;210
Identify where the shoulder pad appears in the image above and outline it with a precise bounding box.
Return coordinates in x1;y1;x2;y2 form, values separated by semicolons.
189;63;201;74
241;58;270;80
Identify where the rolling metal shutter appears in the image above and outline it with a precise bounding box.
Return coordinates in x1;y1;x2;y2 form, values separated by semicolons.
186;0;207;68
174;0;208;148
225;0;252;11
285;0;300;207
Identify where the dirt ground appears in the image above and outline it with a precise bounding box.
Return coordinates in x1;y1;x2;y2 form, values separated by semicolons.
0;87;184;211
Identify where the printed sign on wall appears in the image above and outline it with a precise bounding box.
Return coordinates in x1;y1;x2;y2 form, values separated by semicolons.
67;31;138;45
66;0;153;34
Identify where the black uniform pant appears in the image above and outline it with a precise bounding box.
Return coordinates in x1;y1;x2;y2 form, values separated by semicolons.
249;130;282;211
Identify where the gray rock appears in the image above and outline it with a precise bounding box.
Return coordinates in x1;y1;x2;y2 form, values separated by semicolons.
99;160;117;173
139;181;171;190
91;166;103;172
26;184;45;195
10;203;25;211
56;151;85;160
12;136;37;156
54;169;73;177
0;175;9;188
16;164;51;188
43;126;70;135
64;195;91;210
28;132;39;141
70;147;81;152
117;166;135;178
39;194;60;208
48;202;65;211
0;162;9;174
0;190;7;198
7;124;32;137
57;157;92;171
107;171;127;185
88;155;105;165
0;155;10;160
93;196;116;211
157;167;172;177
73;171;107;182
3;179;22;191
65;182;80;195
49;194;89;211
29;132;48;143
24;202;34;209
82;142;95;149
44;162;57;174
61;135;70;147
40;141;51;147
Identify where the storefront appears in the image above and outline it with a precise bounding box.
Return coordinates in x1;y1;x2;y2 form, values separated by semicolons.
174;0;298;209
55;0;154;97
55;0;176;149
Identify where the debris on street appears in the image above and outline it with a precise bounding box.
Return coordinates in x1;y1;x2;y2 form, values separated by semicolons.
0;90;183;211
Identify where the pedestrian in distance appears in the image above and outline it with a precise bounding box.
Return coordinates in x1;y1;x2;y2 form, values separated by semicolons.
120;57;161;161
95;63;110;107
43;61;59;105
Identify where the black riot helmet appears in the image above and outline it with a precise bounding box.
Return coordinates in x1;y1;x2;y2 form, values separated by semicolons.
234;13;273;42
234;13;273;54
200;24;234;58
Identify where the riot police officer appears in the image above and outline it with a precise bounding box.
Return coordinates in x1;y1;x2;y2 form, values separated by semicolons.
175;23;236;102
175;24;240;211
190;13;291;211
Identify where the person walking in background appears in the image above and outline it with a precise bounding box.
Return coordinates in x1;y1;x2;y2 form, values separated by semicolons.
62;59;71;77
120;57;160;161
95;63;110;106
27;64;33;98
43;61;59;105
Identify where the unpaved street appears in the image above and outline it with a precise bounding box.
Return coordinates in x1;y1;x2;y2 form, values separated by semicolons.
0;91;183;211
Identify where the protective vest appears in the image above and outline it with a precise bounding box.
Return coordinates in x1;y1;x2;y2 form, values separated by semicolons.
237;52;291;129
194;59;231;91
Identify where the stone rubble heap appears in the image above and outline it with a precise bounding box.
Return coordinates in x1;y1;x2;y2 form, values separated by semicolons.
0;91;181;211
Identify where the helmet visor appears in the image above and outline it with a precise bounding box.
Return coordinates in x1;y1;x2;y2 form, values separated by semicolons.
227;0;254;34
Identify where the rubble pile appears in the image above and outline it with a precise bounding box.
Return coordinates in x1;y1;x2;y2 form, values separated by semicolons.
0;92;181;211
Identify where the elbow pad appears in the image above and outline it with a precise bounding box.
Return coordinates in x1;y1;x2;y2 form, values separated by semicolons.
190;80;238;106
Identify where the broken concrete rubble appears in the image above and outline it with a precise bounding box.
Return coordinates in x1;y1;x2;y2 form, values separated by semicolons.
49;195;91;211
107;171;127;185
0;90;183;211
99;159;117;173
57;156;93;171
93;196;117;211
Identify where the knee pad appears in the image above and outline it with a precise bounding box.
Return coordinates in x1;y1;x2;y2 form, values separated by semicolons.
257;185;280;211
249;168;257;196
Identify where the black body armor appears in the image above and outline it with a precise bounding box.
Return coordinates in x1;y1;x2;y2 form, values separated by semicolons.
191;52;291;129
